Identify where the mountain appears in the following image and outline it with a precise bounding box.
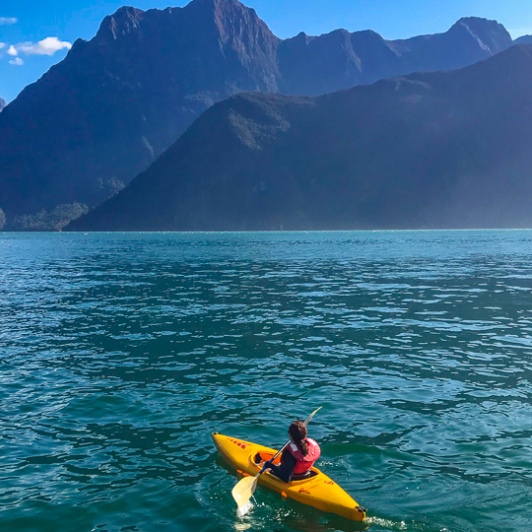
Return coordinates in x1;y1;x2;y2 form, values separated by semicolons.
277;17;512;96
0;98;5;112
0;0;513;229
68;45;532;232
515;35;532;44
0;0;279;229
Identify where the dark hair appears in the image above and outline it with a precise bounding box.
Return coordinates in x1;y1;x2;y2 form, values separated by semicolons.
289;420;309;455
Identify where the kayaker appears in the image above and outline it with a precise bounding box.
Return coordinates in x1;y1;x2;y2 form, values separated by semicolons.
261;420;321;483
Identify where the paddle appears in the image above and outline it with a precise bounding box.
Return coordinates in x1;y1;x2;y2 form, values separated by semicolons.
231;406;322;511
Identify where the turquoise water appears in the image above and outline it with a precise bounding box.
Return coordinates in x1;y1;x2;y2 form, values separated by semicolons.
1;230;532;532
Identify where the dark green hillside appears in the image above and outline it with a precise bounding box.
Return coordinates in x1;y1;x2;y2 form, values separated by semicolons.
69;45;532;231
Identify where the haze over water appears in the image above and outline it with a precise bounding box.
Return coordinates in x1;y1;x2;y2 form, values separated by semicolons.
1;230;531;531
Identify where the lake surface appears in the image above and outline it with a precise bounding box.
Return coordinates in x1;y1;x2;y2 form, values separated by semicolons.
1;230;532;532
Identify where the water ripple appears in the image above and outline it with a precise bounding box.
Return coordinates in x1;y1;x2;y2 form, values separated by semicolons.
1;230;532;531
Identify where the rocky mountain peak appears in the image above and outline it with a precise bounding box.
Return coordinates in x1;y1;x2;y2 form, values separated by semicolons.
97;6;145;41
185;0;275;42
182;0;280;90
450;17;512;52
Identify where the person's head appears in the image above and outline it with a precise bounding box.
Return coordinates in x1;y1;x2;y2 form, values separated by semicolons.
289;420;309;455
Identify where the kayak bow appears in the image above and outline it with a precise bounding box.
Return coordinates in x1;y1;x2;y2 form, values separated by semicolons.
212;432;367;522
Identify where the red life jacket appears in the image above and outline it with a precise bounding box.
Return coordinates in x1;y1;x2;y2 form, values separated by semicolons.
286;438;321;474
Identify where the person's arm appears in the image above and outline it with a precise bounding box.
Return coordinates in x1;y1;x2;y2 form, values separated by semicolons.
265;449;297;483
280;449;297;481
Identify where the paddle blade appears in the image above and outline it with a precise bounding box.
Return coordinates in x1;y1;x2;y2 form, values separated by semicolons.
232;475;258;509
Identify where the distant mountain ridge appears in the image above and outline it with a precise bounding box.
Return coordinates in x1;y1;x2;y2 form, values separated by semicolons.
277;17;512;96
515;35;532;44
68;44;532;231
0;0;514;229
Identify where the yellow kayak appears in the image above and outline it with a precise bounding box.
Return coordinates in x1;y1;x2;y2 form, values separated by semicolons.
212;432;367;522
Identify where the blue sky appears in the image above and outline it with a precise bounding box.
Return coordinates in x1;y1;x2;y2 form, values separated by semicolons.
1;0;532;103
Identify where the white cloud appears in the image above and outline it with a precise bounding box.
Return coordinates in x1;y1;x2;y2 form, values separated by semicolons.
0;17;17;25
1;36;72;65
15;36;72;56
